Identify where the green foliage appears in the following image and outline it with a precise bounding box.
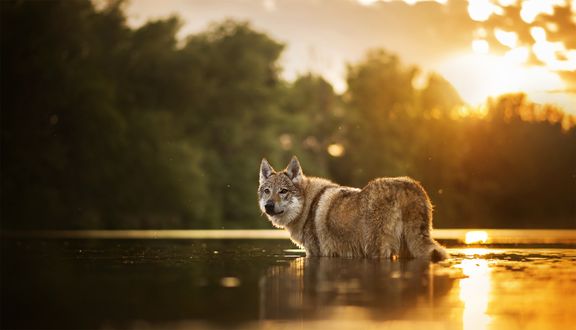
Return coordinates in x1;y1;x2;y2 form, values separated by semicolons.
1;0;574;229
1;1;283;228
340;50;422;184
277;74;343;177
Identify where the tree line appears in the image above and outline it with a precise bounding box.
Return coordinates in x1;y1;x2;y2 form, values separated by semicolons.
1;1;574;229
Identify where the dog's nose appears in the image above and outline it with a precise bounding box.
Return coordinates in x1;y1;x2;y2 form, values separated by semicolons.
264;201;275;214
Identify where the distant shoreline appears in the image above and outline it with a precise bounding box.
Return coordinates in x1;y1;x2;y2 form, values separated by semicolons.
1;229;575;244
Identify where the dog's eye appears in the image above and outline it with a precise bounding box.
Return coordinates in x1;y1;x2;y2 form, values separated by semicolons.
279;189;288;194
264;188;270;194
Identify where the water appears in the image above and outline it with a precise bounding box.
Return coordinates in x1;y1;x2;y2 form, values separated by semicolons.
1;230;575;329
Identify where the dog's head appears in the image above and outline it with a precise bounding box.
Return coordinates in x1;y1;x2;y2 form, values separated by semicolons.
257;156;306;228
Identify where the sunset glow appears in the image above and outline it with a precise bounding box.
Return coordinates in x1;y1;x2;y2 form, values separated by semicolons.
352;0;576;114
468;0;502;21
454;0;576;110
472;39;490;54
494;29;518;48
357;0;448;6
439;52;566;106
520;0;565;23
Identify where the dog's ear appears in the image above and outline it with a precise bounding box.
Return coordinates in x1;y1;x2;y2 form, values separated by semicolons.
259;158;275;185
285;156;304;185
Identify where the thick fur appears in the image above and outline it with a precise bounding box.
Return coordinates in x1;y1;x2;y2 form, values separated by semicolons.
258;157;448;261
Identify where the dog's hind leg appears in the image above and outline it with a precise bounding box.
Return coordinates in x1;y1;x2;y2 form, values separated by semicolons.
367;206;403;259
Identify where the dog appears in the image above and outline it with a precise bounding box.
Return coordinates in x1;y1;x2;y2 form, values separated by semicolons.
257;156;448;261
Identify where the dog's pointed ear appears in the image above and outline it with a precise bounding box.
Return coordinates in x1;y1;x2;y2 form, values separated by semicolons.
285;156;304;185
259;158;275;185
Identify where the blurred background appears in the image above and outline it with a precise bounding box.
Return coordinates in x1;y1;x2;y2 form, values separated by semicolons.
1;0;575;230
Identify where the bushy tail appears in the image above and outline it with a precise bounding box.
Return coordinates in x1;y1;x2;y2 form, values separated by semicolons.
403;201;449;262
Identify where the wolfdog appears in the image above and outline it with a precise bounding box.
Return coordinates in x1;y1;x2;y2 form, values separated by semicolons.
257;156;448;261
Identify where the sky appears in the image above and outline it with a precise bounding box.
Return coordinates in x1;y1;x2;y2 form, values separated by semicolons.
126;0;576;114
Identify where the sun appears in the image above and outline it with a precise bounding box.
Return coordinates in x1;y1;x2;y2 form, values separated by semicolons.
454;0;576;113
436;50;566;107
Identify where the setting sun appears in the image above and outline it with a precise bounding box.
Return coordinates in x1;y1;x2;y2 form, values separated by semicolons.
364;0;576;114
349;0;576;114
440;0;576;109
438;52;566;106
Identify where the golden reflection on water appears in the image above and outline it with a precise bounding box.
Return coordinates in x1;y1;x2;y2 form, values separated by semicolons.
465;230;489;244
457;259;492;330
462;248;492;256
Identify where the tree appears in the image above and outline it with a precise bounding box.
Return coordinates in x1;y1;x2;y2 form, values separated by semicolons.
340;50;420;186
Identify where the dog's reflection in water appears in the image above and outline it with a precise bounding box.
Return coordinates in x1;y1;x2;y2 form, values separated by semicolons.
259;257;455;321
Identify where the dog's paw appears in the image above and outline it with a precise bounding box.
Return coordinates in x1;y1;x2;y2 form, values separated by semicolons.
380;246;398;260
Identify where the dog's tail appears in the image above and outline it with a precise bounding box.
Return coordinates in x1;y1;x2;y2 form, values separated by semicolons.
403;200;449;262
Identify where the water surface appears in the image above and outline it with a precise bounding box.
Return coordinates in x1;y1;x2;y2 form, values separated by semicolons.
1;230;575;329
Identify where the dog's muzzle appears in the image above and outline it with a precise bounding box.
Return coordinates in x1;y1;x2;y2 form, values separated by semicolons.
264;201;283;216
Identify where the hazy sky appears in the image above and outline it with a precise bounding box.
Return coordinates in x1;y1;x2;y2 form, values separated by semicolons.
126;0;576;114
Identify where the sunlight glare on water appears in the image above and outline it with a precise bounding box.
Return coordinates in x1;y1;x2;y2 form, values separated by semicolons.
457;259;492;330
465;231;489;244
461;248;493;256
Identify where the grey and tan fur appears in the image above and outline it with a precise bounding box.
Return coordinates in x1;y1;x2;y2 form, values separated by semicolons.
257;156;448;261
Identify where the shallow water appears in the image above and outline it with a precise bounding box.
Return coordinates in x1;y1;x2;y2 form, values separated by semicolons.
1;233;575;329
